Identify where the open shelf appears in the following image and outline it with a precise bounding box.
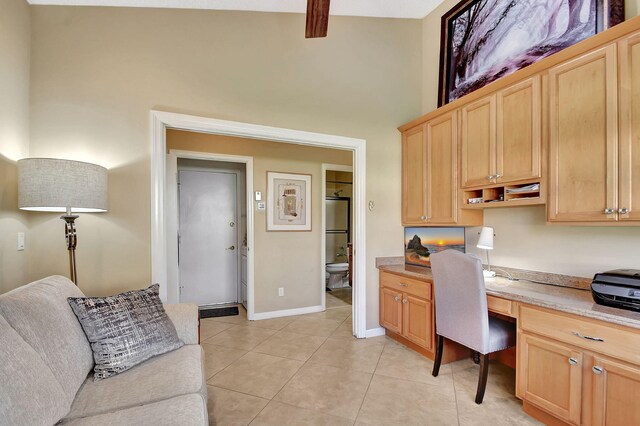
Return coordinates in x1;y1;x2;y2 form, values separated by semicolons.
462;181;544;209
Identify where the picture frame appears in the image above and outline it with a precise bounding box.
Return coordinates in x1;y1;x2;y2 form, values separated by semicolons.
438;0;625;106
404;227;465;267
266;171;312;231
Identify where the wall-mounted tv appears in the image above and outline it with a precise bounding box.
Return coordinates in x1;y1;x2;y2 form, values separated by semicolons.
404;227;466;267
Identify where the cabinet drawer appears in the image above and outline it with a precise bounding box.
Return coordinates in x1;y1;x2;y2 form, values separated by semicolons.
520;305;640;365
380;272;431;300
487;295;514;317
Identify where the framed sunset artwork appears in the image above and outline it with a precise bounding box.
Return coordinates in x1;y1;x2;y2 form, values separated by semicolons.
438;0;625;105
404;227;466;267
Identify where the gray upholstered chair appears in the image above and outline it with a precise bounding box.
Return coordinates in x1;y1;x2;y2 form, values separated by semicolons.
430;249;516;404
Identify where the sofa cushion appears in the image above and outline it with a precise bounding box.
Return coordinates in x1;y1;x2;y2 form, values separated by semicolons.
0;313;71;426
0;275;93;403
65;344;205;419
68;284;183;380
58;393;207;426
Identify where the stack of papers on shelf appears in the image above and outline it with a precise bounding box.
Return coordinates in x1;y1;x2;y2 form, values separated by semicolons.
506;183;540;193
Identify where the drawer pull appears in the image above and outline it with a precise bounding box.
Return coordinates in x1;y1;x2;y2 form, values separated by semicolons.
593;366;604;375
399;283;408;287
572;331;605;342
568;357;578;366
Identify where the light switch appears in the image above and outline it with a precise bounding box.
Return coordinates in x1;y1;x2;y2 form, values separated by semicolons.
257;202;266;210
17;232;25;251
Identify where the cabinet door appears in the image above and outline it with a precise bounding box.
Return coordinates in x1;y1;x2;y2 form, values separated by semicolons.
426;110;457;224
518;334;582;425
380;287;402;334
496;76;541;183
548;45;618;222
402;125;427;225
591;356;640;426
619;31;640;221
461;95;496;188
402;294;432;350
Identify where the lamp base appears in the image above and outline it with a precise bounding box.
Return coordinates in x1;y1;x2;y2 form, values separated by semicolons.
483;269;496;279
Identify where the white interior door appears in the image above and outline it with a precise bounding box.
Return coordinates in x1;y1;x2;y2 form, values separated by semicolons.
178;170;238;305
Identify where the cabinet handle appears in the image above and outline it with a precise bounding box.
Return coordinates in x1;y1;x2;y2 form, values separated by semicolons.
399;283;408;287
495;174;503;179
619;208;629;214
604;208;614;215
568;357;578;366
592;366;604;375
487;175;495;180
394;295;400;302
402;299;408;304
572;331;605;342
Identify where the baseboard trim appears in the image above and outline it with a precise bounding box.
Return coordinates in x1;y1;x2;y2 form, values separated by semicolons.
365;327;386;338
252;305;324;320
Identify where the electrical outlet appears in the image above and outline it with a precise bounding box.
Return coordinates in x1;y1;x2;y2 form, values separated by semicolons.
278;287;284;297
17;232;25;251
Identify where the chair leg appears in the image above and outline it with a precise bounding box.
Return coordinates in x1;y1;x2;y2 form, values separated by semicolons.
475;353;490;404
432;334;444;377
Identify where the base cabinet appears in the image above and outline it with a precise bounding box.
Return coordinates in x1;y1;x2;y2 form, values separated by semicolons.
379;272;434;353
591;356;640;425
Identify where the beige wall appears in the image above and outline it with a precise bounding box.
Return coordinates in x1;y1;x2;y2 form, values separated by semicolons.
0;0;30;293
421;1;640;280
168;131;351;313
28;7;422;327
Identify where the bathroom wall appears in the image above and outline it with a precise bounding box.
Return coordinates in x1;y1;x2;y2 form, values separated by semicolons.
0;0;30;293
167;130;352;314
421;1;640;280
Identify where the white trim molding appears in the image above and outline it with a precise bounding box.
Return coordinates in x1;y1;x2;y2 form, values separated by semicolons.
150;110;367;337
252;305;324;321
365;327;386;338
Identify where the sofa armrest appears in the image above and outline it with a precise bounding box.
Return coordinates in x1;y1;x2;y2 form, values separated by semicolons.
164;303;199;345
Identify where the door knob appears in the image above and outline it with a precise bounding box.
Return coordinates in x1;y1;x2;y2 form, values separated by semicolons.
226;245;236;251
229;221;235;227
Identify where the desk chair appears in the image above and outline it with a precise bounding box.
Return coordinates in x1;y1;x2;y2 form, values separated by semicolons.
430;249;516;404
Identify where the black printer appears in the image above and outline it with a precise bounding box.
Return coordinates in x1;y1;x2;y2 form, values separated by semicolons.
592;269;640;312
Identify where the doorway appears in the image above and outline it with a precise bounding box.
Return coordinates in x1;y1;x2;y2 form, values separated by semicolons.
152;111;367;337
177;159;246;306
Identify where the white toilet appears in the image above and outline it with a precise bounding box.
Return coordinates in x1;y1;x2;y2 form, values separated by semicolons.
326;263;349;289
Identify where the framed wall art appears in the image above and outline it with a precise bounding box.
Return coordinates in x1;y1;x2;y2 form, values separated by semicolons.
438;0;625;106
266;172;312;231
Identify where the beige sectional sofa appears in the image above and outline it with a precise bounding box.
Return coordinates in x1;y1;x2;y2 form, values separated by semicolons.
0;276;208;426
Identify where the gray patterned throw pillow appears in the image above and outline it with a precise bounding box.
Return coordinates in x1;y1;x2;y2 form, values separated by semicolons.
68;284;183;380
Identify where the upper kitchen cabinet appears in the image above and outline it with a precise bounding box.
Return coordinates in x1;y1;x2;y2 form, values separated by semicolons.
618;31;640;222
461;77;542;189
401;111;482;226
547;45;619;223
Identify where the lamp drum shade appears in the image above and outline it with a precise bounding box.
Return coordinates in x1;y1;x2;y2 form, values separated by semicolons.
18;158;108;213
477;226;494;250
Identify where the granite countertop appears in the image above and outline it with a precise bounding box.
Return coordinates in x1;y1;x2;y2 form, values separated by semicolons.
378;263;640;331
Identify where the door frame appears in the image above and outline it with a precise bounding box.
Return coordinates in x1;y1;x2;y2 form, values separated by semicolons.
174;159;246;306
321;163;353;310
151;111;367;338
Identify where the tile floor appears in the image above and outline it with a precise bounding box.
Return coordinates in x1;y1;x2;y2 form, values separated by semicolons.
202;301;540;425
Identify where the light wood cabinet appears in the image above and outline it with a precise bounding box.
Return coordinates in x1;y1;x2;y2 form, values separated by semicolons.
519;305;640;425
379;271;434;354
461;76;542;189
618;31;640;222
518;333;583;425
591;355;640;425
548;33;640;224
402;111;482;226
401;125;427;225
548;45;619;223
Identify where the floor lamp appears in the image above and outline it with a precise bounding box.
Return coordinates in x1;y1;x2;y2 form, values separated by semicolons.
18;158;108;285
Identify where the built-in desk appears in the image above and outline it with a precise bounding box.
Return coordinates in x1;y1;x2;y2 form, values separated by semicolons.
378;262;640;426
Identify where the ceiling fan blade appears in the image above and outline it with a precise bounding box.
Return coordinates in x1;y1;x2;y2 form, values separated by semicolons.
306;0;330;38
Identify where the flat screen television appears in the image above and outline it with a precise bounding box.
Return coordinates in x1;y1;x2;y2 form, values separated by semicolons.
404;227;465;267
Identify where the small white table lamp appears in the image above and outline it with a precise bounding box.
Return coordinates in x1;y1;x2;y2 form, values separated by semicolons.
18;158;108;284
477;226;496;278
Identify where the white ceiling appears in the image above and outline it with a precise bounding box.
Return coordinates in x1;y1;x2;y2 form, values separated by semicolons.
26;0;447;19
